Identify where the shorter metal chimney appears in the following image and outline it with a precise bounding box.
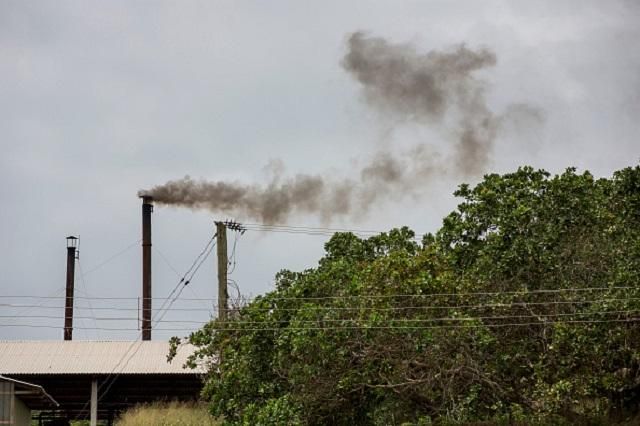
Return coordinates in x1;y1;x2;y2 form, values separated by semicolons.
64;236;78;341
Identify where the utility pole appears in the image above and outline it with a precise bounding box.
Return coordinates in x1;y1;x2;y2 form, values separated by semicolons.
64;236;78;341
216;222;228;320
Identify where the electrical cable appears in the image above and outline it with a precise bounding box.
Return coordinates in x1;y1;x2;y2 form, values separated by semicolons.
186;309;640;324
6;285;634;301
77;257;100;339
4;308;639;327
4;317;640;332
2;296;640;314
3;287;66;324
75;234;218;421
154;247;182;279
242;286;640;301
228;231;240;274
241;222;426;240
80;239;141;277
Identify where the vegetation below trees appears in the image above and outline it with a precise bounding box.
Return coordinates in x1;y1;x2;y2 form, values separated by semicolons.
175;165;640;425
115;402;218;426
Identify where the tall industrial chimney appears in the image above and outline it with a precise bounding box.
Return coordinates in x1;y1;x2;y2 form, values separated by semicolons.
141;196;153;340
64;236;78;341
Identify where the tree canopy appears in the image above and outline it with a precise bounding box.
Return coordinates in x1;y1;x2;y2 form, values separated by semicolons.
175;165;640;425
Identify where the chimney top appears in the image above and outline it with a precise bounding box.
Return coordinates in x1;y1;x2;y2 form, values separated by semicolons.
140;195;154;204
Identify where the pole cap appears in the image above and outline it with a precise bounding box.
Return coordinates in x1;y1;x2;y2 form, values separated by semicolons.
66;236;78;249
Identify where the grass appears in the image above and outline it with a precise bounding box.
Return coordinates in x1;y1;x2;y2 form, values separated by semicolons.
115;401;219;426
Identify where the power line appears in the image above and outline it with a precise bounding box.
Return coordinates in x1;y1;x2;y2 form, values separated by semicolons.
178;317;640;331
80;239;141;277
183;286;215;316
0;315;142;321
3;285;636;302
205;309;640;324
151;233;217;322
76;258;100;340
246;286;640;301
226;297;640;311
3;318;639;332
3;309;639;327
2;287;66;324
241;223;426;240
0;324;141;331
77;233;219;420
0;295;151;300
183;318;640;331
228;230;240;275
2;296;639;313
146;240;217;328
154;247;182;279
149;234;216;328
0;304;136;311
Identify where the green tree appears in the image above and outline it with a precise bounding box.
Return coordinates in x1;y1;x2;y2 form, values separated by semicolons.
175;165;640;425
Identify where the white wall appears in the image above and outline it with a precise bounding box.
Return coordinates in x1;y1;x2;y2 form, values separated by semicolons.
13;398;31;426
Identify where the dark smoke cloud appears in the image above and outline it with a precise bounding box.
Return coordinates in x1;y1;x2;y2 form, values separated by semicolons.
140;174;338;224
139;146;432;224
142;32;530;223
342;32;498;174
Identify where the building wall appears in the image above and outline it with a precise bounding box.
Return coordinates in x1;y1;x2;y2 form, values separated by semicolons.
0;380;14;424
12;398;30;426
0;379;35;426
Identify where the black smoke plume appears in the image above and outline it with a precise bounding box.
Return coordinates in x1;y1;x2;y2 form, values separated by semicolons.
342;32;498;174
141;33;524;223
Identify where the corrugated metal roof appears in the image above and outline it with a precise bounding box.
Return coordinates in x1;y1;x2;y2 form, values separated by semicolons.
0;341;205;375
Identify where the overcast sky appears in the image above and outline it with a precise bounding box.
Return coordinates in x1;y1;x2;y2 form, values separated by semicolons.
1;0;638;340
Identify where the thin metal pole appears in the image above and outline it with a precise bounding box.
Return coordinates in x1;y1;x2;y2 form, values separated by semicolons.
90;378;98;426
141;196;153;340
64;245;76;340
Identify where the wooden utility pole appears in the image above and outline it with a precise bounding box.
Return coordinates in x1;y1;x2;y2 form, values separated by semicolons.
216;222;228;320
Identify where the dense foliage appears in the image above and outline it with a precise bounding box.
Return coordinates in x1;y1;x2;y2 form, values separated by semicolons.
177;165;640;425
